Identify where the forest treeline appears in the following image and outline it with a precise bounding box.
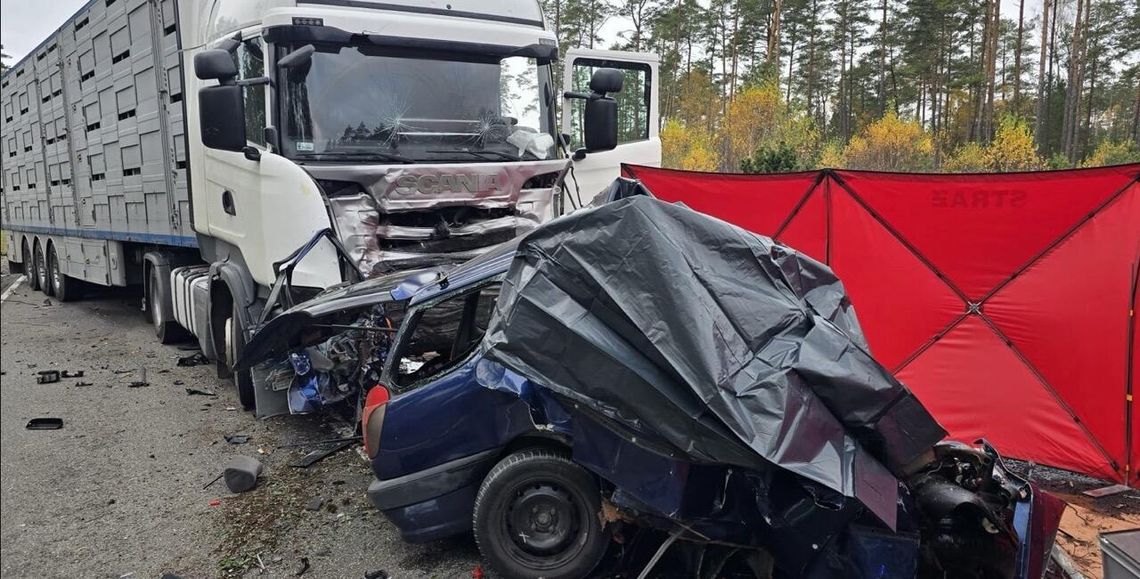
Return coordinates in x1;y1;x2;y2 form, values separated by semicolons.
540;0;1140;172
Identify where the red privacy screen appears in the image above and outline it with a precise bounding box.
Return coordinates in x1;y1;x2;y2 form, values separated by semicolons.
623;163;1140;485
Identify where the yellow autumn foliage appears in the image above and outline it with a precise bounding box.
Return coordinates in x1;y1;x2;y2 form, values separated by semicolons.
719;83;820;171
661;119;719;171
840;111;934;171
1082;140;1140;167
944;116;1042;172
985;115;1042;171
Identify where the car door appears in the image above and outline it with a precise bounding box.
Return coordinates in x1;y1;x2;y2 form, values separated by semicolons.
560;49;661;203
374;280;532;478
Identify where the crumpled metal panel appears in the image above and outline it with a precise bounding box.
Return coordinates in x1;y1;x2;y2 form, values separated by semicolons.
307;160;569;212
315;161;567;276
481;196;948;529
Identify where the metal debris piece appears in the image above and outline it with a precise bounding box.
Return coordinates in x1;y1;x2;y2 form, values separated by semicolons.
36;370;60;384
185;387;217;397
26;417;63;430
75;381;94;387
224;433;250;445
1083;484;1131;498
288;440;355;468
176;352;210;367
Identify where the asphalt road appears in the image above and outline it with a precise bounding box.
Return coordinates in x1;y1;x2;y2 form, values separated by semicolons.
0;272;480;578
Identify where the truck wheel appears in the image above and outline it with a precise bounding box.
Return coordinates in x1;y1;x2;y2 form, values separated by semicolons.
24;243;41;291
48;244;78;302
227;312;256;411
34;244;52;297
149;266;188;344
473;449;609;579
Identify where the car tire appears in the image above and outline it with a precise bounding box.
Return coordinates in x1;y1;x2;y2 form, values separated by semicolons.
228;311;256;411
149;266;188;344
48;244;78;302
473;448;609;579
24;243;41;291
34;244;52;296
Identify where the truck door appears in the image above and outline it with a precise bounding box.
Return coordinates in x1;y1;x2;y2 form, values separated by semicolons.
560;49;660;203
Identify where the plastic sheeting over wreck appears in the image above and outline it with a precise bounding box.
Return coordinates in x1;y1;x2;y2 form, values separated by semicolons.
482;196;946;527
621;163;1140;486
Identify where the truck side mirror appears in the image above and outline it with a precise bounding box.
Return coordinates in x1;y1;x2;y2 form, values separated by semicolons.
565;68;624;155
194;49;246;153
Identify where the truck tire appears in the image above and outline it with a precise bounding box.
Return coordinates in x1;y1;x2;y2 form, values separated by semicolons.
24;243;41;291
473;449;609;579
149;266;189;344
47;244;79;302
227;311;256;411
34;243;52;297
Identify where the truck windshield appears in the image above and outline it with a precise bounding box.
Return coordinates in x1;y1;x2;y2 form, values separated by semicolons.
280;44;556;163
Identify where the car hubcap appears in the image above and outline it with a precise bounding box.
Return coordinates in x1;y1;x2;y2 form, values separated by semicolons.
507;484;577;555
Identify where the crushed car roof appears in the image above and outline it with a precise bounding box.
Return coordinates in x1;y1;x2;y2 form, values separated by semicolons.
481;196;947;528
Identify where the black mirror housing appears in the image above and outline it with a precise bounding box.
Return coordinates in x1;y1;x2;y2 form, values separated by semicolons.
583;98;618;153
194;49;238;81
199;84;247;152
589;68;624;95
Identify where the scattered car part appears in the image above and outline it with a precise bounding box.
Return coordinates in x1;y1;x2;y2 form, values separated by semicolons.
35;370;60;384
61;370;84;378
1100;529;1140;579
176;352;210;367
185;387;217;397
223;457;264;493
224;434;250;445
26;418;63;430
288;440;356;468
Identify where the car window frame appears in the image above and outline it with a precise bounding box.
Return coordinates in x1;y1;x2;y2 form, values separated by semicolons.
384;277;503;394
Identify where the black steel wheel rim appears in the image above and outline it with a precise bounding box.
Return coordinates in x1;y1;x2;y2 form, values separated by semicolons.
500;479;589;570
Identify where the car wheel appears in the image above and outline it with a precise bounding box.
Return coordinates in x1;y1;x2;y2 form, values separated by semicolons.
34;244;52;296
228;311;256;411
48;244;78;302
473;448;609;579
149;266;188;344
24;243;41;291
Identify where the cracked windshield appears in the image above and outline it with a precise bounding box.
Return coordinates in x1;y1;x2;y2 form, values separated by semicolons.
282;46;554;163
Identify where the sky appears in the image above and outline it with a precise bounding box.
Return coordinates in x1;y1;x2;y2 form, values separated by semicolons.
1;0;1044;69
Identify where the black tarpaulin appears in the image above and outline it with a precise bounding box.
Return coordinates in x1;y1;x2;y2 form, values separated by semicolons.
481;196;947;527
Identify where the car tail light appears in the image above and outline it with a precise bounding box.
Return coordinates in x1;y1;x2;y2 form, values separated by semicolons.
362;384;390;459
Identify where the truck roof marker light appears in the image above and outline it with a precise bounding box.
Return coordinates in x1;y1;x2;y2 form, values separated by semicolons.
292;17;324;27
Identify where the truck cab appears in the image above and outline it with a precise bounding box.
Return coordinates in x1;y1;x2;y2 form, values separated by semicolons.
176;0;661;415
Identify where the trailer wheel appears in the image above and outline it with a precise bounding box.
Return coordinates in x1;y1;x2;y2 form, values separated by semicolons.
24;242;41;291
227;311;256;411
473;449;609;579
48;244;78;302
149;266;188;344
34;243;52;296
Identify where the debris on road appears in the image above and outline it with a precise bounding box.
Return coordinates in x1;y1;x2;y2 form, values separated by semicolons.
35;370;60;384
25;417;64;430
295;557;310;576
185;387;217;397
288;440;355;468
176;352;210;367
304;497;325;511
127;367;149;388
364;570;389;579
208;499;221;507
223;456;264;493
224;433;250;445
1083;484;1131;498
74;381;93;387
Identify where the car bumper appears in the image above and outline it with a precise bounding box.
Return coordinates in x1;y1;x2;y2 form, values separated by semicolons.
368;449;499;543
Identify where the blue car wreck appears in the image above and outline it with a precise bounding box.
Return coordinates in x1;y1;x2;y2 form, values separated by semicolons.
240;196;1065;579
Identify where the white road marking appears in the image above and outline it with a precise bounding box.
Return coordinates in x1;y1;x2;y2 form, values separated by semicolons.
1;275;26;302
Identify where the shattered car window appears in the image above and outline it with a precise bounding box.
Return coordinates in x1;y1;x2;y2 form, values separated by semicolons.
395;283;501;388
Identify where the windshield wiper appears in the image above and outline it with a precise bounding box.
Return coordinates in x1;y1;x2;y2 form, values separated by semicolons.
426;149;522;162
314;150;414;164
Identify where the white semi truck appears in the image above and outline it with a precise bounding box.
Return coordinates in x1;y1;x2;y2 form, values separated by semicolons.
1;0;661;415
